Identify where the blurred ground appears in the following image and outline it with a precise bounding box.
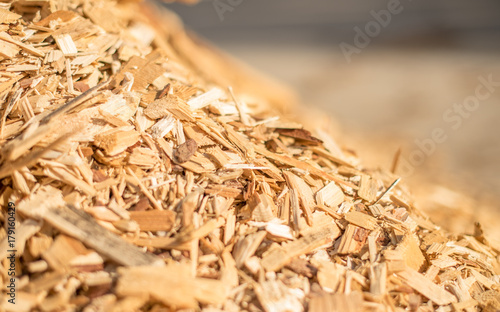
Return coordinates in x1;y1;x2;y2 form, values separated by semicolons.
166;0;500;240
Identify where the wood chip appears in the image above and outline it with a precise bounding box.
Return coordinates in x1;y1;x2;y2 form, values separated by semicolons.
116;264;228;308
337;224;370;254
0;1;498;311
0;31;45;57
358;174;377;203
94;129;140;156
129;210;175;232
283;171;315;226
173;138;197;163
18;187;164;267
316;181;344;208
54;34;78;56
0;40;20;58
0;8;21;24
261;217;341;271
397;267;457;305
309;292;363;312
344;211;378;230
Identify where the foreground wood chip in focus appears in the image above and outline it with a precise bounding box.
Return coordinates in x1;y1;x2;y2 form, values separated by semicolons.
0;1;499;311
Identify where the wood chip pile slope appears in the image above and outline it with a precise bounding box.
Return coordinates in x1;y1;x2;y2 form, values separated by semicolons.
0;1;499;311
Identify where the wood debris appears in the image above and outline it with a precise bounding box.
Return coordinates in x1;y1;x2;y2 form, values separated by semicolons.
0;1;499;311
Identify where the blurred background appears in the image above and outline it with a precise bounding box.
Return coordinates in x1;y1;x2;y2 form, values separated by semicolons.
165;0;500;235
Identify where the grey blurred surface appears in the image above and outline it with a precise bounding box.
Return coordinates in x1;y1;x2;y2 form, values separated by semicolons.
166;0;500;199
168;0;500;49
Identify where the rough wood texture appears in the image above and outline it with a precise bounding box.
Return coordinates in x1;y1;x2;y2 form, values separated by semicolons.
0;0;499;311
18;187;164;267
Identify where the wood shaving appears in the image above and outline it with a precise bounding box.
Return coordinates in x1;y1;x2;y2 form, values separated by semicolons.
0;1;499;311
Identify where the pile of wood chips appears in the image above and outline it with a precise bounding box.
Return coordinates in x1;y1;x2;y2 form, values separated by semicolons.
1;0;499;311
